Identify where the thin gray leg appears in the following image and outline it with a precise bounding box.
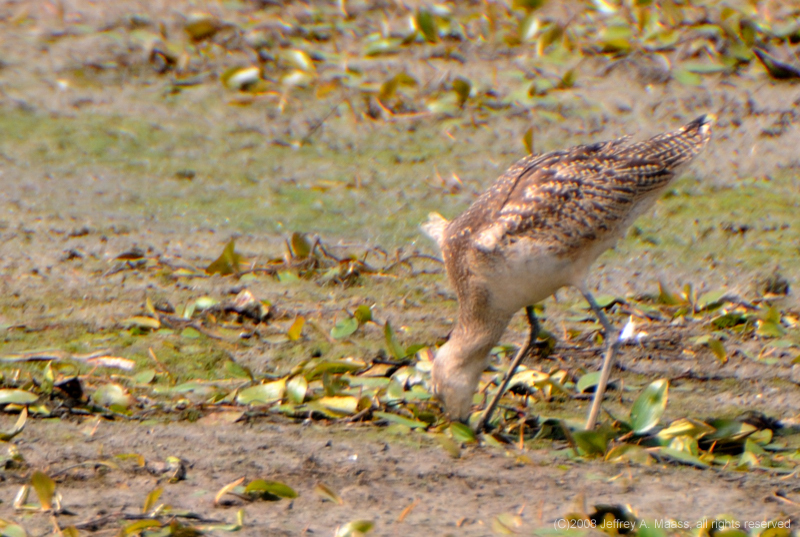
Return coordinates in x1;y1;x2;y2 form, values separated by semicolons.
582;290;620;430
475;306;539;434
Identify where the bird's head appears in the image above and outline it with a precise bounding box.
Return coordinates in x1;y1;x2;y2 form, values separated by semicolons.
430;331;496;423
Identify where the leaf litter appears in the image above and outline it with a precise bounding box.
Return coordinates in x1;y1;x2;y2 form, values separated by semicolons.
4;262;800;532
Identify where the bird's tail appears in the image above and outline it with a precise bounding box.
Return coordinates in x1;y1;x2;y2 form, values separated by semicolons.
618;114;714;169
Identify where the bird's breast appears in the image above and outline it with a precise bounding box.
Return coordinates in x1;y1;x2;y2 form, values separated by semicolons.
471;240;578;314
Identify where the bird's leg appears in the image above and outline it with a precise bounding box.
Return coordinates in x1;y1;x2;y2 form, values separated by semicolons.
582;290;621;430
475;306;539;434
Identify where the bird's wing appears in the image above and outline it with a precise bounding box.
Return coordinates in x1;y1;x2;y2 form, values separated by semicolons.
468;115;713;255
471;152;673;254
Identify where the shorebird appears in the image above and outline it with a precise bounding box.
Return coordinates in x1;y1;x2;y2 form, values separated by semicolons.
424;115;713;431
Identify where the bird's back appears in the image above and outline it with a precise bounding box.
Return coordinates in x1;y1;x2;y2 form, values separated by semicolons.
445;114;713;259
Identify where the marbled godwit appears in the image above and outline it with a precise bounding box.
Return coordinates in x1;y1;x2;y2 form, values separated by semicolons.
424;115;713;431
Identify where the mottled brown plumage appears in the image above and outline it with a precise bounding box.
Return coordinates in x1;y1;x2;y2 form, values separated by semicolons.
450;115;711;257
424;115;713;426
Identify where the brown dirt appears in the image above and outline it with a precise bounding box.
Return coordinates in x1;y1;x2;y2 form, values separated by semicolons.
4;417;794;536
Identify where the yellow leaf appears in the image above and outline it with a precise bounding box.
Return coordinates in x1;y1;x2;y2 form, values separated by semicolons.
287;316;305;341
315;482;344;504
122;316;161;330
214;477;245;505
522;126;534;154
142;487;163;515
31;470;55;510
206;240;244;276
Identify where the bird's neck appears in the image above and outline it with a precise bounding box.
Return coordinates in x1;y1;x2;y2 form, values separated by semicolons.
449;308;512;362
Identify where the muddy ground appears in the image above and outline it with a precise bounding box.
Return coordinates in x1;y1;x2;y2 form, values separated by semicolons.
2;0;800;535
4;417;796;536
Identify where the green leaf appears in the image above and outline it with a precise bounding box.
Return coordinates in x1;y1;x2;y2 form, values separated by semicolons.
696;289;729;310
290;232;312;258
572;430;608;457
599;25;633;52
757;320;786;338
307;360;364;379
629;379;668;435
760;525;793;537
373;411;427;429
705;419;757;442
122;520;162;535
331;317;359;339
437;434;461;458
384;321;406;359
0;389;38;405
194;296;217;311
761;305;782;323
354;305;373;324
605;444;651;464
672;69;703;86
245;479;298;499
225;360;252;380
637;522;668;537
221;66;261;91
576;371;601;393
92;384;131;409
284;49;314;72
452;77;471;107
286;376;308;404
450;422;477;444
277;271;300;283
519;13;540;42
415;8;438;43
528;77;555;96
738;450;759;468
336;520;374;537
750;428;773;446
282;70;314;88
133;369;157;385
31;470;55;510
708;338;727;363
378;72;417;102
657;418;714;440
558;69;576;89
513;0;546;10
0;523;27;537
236;379;286;405
652;446;709;469
184;13;219;41
180;326;202;339
206;240;244;276
384;380;406;404
711;312;747;329
364;38;401;57
657;281;682;305
682;61;729;74
494;513;524;535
